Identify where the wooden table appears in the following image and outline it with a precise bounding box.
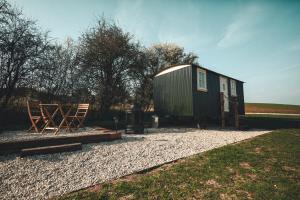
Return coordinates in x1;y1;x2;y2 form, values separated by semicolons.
39;104;74;134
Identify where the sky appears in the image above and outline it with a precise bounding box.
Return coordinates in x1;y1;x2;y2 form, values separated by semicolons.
8;0;300;105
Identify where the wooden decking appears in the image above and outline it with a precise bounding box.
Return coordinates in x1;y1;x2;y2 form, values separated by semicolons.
0;129;122;156
20;143;82;157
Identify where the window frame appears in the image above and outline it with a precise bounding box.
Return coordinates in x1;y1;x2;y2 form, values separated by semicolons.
230;79;237;97
197;68;207;92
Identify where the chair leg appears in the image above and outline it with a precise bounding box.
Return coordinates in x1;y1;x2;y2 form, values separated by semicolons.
72;117;80;129
41;120;50;133
27;125;34;132
28;118;41;133
77;117;86;129
69;117;75;128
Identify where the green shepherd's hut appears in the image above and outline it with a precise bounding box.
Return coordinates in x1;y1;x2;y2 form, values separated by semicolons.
153;64;245;124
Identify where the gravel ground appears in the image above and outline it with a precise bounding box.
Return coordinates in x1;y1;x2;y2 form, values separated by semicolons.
0;127;95;142
0;128;270;200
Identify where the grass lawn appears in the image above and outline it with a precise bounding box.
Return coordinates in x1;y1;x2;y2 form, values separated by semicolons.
54;129;300;200
245;103;300;114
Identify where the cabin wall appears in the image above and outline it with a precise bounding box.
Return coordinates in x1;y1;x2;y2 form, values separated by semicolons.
192;66;245;121
153;66;193;117
236;82;245;115
228;81;245;116
192;67;221;121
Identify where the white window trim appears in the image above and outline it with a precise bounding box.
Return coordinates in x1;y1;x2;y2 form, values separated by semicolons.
230;79;237;96
197;68;207;92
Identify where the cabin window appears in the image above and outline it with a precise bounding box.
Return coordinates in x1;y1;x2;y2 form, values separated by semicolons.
197;68;207;91
230;79;237;96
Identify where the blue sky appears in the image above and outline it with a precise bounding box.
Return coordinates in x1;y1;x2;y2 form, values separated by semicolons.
9;0;300;105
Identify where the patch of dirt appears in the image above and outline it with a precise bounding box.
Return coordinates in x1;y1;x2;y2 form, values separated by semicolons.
226;167;235;174
146;158;186;175
245;191;253;199
205;179;221;188
264;165;271;172
282;165;296;172
239;162;252;169
178;183;188;189
119;194;135;200
188;189;204;200
117;174;140;183
268;158;277;163
232;173;245;183
254;147;262;154
237;190;253;199
290;132;300;137
220;193;238;200
87;184;102;192
246;173;257;181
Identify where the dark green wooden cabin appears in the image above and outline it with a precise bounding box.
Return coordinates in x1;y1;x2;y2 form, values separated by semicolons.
153;64;245;123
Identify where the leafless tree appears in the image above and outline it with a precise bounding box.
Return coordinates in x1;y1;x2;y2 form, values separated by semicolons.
78;18;140;113
31;38;79;102
0;0;15;18
145;43;198;75
0;0;49;107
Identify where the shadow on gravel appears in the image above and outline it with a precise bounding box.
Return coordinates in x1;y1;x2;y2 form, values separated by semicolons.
139;127;248;136
0;154;19;162
0;136;145;161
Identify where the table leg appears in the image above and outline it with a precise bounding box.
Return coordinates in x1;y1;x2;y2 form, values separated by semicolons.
41;107;59;133
56;106;72;134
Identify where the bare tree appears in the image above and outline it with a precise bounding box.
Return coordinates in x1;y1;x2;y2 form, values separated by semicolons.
145;43;198;75
0;0;15;18
78;18;140;113
32;39;79;102
0;0;49;107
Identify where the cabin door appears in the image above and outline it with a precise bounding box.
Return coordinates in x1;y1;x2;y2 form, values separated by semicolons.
219;76;229;112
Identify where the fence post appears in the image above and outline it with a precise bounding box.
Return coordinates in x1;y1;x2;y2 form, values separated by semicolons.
220;92;225;128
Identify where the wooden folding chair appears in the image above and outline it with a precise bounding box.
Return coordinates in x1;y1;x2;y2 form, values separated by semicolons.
39;104;60;134
67;104;89;129
27;100;43;133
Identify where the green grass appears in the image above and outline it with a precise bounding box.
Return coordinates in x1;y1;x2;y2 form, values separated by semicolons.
245;103;300;114
53;129;300;200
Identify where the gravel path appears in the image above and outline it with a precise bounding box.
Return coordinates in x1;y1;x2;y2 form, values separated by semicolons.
0;128;269;200
0;127;95;142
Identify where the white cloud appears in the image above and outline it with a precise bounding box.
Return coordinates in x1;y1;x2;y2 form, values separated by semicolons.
279;64;300;73
113;0;155;44
287;39;300;51
155;4;217;52
217;4;263;48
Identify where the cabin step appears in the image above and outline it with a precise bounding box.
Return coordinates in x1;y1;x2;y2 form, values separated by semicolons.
20;143;82;157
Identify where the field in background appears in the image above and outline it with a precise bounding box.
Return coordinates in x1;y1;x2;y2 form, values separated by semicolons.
245;103;300;114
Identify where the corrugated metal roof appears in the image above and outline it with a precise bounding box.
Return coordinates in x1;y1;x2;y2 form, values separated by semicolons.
155;65;190;77
155;64;244;83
